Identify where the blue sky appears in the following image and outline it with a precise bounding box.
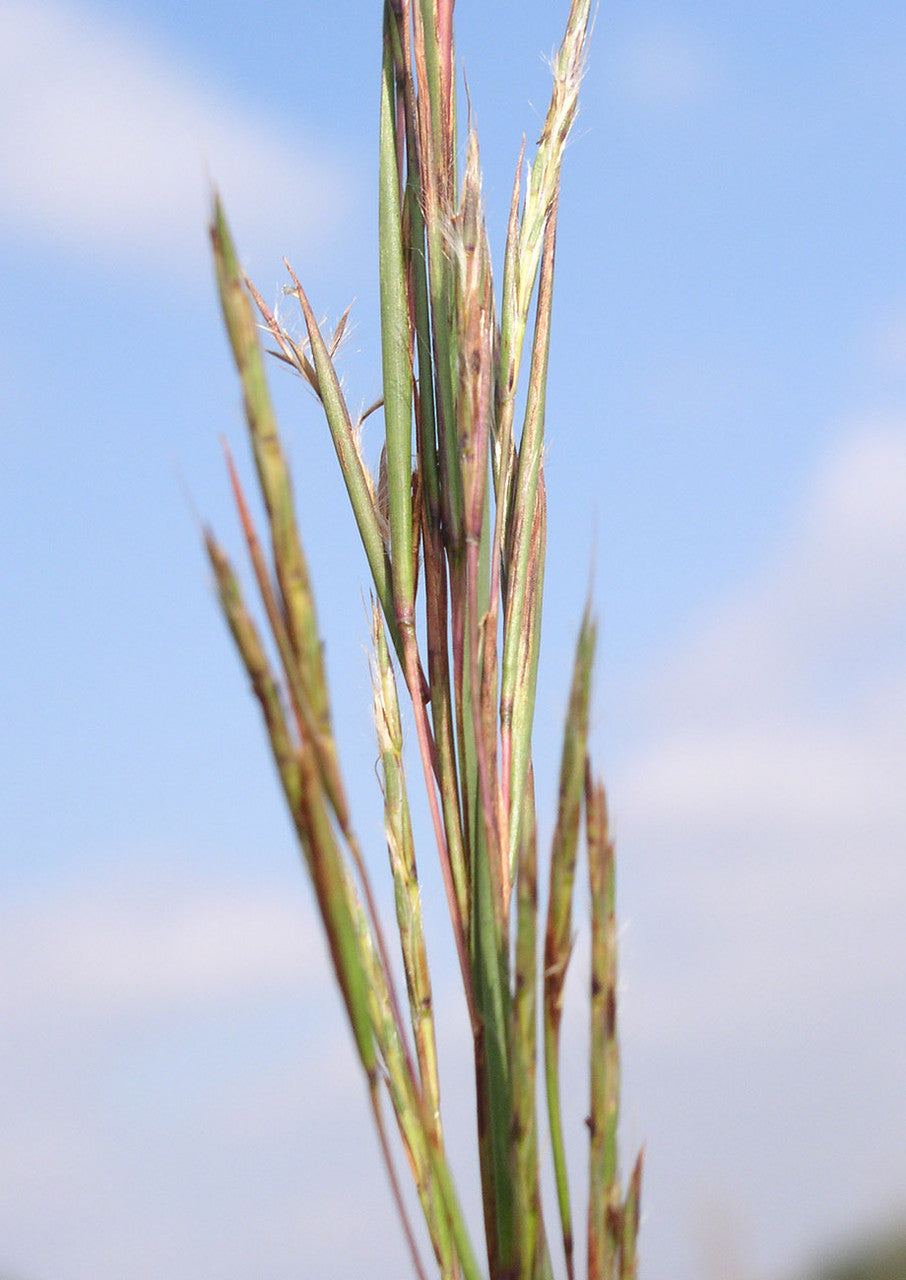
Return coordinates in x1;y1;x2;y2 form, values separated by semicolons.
1;2;905;1279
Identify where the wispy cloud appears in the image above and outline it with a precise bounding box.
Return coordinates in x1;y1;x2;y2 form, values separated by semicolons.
0;0;349;269
0;877;326;1021
602;423;906;1280
615;24;717;114
0;870;415;1280
615;421;906;1050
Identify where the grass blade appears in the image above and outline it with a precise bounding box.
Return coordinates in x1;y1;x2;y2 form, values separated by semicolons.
371;603;442;1135
501;202;558;874
282;261;396;634
380;9;416;626
511;767;554;1280
619;1150;644;1280
543;603;596;1280
586;763;620;1280
210;199;329;731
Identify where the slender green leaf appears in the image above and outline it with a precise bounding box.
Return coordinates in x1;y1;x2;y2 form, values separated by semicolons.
210;199;328;731
380;10;416;623
542;602;596;1280
586;763;620;1280
283;262;396;632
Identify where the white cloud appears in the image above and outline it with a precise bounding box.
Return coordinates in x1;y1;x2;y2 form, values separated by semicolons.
616;25;716;113
0;866;485;1280
0;865;425;1280
0;0;349;269
605;423;906;1280
0;876;328;1021
615;420;906;1050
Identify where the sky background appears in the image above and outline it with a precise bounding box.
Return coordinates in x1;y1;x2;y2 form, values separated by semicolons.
1;2;905;1279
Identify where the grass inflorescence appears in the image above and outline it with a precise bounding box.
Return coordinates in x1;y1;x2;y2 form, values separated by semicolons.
205;3;642;1277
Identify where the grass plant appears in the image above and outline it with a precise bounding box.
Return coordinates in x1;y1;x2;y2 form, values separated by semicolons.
205;3;642;1276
